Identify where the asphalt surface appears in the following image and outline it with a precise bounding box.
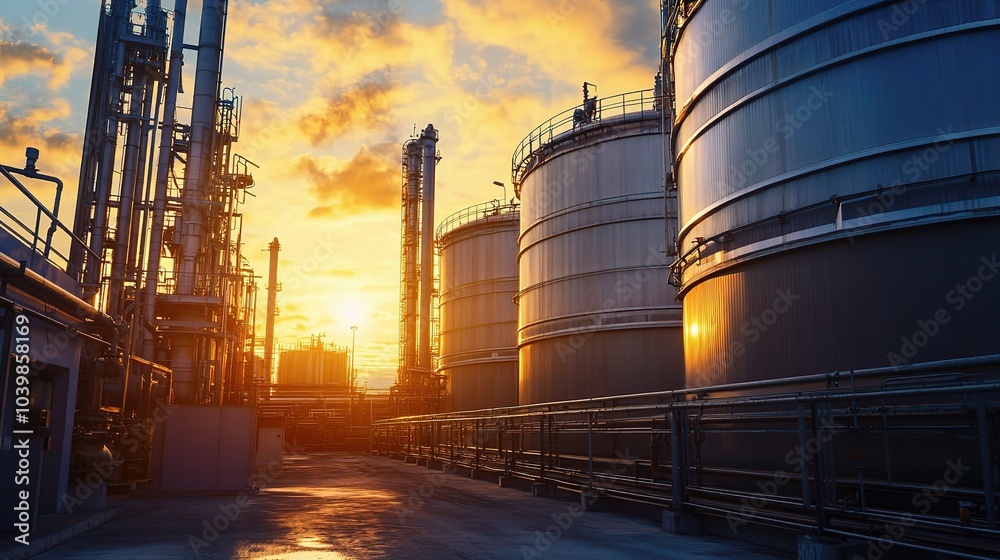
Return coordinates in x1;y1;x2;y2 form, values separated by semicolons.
25;453;792;559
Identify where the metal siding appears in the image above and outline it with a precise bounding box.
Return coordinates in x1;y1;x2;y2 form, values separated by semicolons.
673;0;1000;385
438;212;519;411
517;123;684;404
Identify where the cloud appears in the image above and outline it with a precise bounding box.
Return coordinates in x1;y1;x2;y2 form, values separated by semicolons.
0;101;80;168
297;75;395;146
296;143;399;215
0;28;89;89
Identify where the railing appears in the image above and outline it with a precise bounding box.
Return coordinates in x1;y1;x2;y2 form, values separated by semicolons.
372;354;1000;558
0;162;93;277
510;89;661;189
435;200;519;242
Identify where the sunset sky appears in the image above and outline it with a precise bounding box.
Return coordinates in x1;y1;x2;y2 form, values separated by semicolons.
0;0;661;388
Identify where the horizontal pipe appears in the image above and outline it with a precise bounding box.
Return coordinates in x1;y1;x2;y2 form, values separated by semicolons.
0;250;116;329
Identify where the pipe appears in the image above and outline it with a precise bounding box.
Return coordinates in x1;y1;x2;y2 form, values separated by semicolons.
403;140;421;375
418;124;438;371
141;0;187;360
109;70;148;317
72;0;116;280
173;0;227;404
86;36;129;301
0;251;115;329
177;0;225;295
264;237;279;383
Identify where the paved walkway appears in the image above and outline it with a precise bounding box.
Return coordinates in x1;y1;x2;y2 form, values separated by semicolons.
20;453;791;559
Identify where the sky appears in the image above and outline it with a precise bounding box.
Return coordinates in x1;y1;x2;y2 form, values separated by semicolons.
0;0;661;388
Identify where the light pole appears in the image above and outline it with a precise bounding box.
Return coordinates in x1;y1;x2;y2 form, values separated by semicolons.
350;325;358;390
349;324;358;424
492;180;507;205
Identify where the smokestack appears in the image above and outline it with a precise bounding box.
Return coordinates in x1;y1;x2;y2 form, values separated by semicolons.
403;140;421;373
418;124;438;370
173;0;227;404
264;238;280;383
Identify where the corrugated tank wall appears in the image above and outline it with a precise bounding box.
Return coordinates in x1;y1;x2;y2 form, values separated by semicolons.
437;204;520;411
671;0;1000;386
517;112;684;404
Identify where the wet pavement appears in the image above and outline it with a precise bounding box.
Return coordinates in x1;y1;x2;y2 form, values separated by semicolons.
26;453;791;559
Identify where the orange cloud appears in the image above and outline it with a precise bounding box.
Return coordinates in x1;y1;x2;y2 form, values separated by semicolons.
298;77;395;146
296;143;399;215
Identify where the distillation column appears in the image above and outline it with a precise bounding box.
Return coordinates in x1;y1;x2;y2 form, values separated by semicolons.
417;124;438;371
172;0;227;404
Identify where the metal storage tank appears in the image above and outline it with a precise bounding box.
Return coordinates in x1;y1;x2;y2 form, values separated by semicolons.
436;201;520;411
669;0;1000;387
276;345;349;385
513;88;684;404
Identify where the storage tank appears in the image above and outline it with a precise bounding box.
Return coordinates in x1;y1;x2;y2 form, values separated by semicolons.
276;345;349;385
436;201;520;411
513;88;684;404
669;0;1000;388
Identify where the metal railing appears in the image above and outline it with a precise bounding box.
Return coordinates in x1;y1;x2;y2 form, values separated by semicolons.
0;162;94;277
372;354;1000;558
435;200;519;242
510;89;661;189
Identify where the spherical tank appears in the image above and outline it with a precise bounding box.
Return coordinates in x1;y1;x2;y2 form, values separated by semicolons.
437;202;520;411
671;0;1000;387
276;349;349;385
514;90;685;404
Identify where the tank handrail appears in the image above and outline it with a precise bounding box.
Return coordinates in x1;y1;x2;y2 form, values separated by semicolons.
510;88;660;190
435;200;519;242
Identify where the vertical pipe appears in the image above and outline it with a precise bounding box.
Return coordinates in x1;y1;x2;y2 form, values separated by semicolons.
977;405;997;529
72;1;115;280
264;237;279;384
404;141;421;375
173;0;227;404
142;0;186;360
587;413;594;490
109;71;148;316
177;0;225;295
418;124;438;371
86;39;128;301
798;403;812;508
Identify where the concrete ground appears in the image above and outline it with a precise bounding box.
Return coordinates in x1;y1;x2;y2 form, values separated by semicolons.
19;453;792;559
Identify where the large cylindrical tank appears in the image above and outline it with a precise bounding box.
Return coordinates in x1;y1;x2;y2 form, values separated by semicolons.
436;202;520;411
514;90;684;404
276;348;349;385
671;0;1000;387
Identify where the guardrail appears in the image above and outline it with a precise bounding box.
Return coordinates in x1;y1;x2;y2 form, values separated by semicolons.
435;200;519;242
0;161;93;277
510;89;661;189
372;354;1000;558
